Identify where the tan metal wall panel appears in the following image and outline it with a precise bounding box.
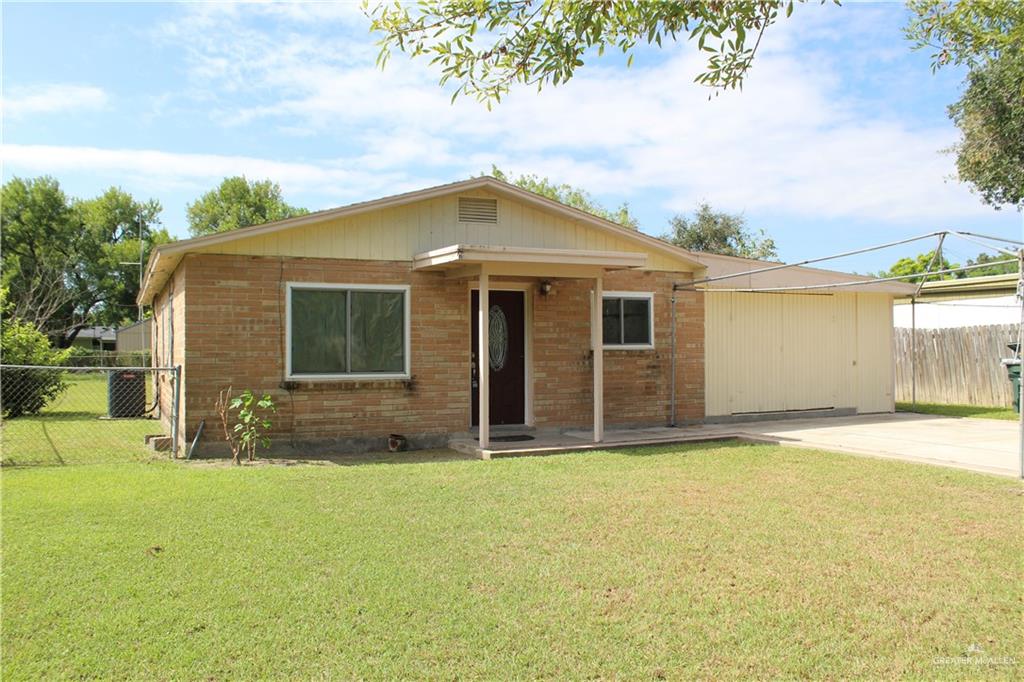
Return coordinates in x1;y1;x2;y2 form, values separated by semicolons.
196;189;695;273
782;294;837;410
856;293;896;413
705;291;895;416
834;293;859;409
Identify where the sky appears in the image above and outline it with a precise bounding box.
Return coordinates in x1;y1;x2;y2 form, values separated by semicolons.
2;0;1021;274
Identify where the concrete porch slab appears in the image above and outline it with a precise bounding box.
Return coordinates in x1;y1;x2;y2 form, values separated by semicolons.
448;413;1021;478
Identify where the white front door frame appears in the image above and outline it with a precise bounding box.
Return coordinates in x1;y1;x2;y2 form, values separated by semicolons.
467;280;535;441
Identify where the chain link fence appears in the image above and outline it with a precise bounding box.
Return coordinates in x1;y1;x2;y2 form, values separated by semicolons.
65;350;152;368
0;364;179;467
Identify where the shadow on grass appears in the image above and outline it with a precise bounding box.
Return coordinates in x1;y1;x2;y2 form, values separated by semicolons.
189;440;758;468
39;420;65;467
610;438;760;457
188;448;479;468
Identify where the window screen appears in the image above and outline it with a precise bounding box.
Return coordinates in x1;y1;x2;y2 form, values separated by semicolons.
602;295;652;346
350;291;405;373
290;287;406;376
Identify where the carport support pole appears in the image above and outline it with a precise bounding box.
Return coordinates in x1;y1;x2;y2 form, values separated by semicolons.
911;298;916;409
1017;243;1023;480
478;270;490;453
592;274;604;443
910;233;946;411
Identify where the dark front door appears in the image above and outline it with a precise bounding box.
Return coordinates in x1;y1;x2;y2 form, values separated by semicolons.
471;290;525;426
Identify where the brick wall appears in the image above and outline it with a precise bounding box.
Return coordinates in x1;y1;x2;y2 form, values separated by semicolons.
171;253;704;450
533;270;704;429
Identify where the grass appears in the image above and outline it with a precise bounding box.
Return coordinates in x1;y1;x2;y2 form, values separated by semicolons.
2;442;1022;679
1;373;161;467
897;401;1018;421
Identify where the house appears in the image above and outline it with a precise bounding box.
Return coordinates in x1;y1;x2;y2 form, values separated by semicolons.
893;273;1020;328
137;177;913;456
70;326;117;352
115;318;152;353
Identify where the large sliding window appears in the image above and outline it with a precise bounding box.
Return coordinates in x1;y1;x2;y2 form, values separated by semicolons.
286;283;410;380
602;291;654;349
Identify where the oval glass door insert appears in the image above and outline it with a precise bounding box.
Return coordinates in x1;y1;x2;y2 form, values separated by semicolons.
488;305;508;371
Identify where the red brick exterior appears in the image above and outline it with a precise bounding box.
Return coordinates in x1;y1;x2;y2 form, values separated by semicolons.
167;253;705;453
534;270;704;428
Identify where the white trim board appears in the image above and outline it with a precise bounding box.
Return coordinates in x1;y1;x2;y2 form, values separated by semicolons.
601;291;655;350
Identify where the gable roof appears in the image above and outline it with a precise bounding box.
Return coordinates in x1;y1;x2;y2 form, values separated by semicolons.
695;251;918;295
138;176;706;304
137;175;918;303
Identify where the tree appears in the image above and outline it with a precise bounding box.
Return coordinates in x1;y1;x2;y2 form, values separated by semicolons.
0;177;81;336
76;187;172;329
947;51;1024;207
905;0;1022;69
1;177;171;346
187;177;308;237
0;287;71;418
367;1;827;104
489;165;638;228
906;0;1024;207
662;203;777;260
878;250;959;282
964;251;1018;277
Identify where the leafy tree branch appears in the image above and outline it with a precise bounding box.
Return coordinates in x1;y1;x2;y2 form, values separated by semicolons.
366;0;827;105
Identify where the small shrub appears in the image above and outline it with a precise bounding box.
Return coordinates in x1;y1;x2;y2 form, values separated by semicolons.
1;315;71;418
215;387;276;465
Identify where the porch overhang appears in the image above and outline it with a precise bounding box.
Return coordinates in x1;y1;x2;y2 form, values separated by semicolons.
412;244;647;279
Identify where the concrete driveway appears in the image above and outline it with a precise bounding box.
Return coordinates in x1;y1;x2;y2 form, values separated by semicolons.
731;412;1020;478
455;412;1019;477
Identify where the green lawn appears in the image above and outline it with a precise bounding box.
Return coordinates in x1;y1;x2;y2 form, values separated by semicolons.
2;443;1021;679
897;401;1018;421
1;373;162;467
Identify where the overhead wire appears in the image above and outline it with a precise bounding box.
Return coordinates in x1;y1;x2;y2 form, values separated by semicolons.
687;259;1017;293
675;230;1021;293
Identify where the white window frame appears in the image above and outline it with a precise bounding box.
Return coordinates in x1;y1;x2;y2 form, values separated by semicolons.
285;282;412;381
601;291;655;350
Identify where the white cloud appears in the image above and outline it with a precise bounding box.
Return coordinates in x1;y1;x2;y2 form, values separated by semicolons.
0;144;411;202
4;4;987;230
144;2;988;224
2;84;109;118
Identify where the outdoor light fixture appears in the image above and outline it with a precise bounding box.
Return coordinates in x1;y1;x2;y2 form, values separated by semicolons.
539;280;553;296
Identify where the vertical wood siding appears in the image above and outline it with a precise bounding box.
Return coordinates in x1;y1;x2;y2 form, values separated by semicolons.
705;292;895;416
194;190;694;272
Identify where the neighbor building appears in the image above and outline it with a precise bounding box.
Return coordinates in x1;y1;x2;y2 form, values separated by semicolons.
70;326;117;352
893;273;1020;328
115;318;152;354
138;176;912;456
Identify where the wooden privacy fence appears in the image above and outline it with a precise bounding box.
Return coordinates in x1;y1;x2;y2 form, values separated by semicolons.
894;324;1018;407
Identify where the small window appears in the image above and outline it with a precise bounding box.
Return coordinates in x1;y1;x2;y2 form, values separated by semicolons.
458;197;498;223
602;292;654;348
287;284;410;379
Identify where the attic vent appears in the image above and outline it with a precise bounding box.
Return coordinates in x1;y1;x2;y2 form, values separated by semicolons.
458;197;498;223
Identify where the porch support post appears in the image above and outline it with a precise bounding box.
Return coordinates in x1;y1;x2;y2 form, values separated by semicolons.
478;269;490;453
592;274;604;443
